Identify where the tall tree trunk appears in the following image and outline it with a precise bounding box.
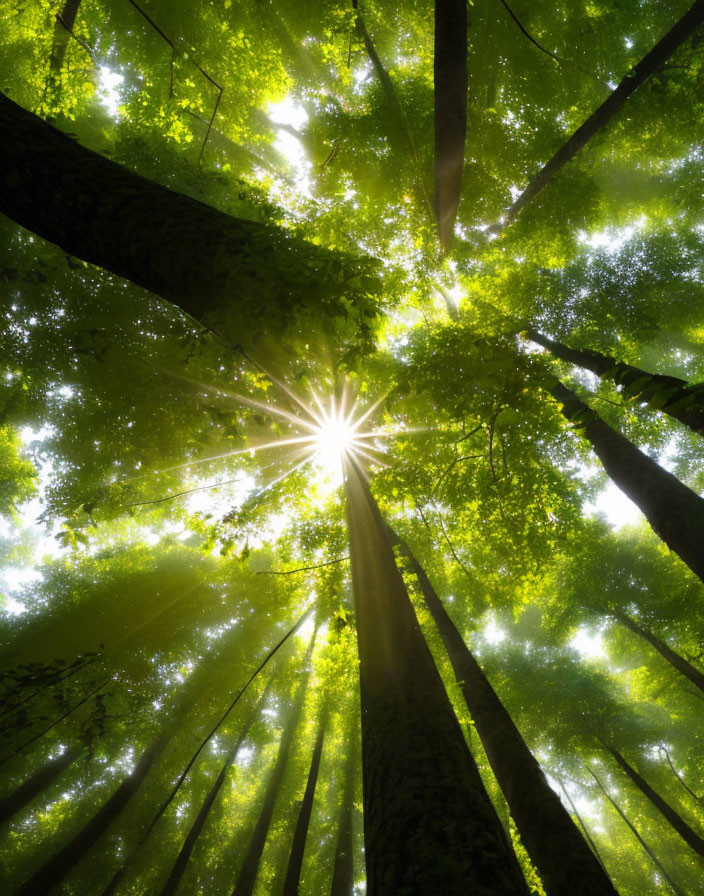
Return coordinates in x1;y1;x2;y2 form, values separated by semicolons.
615;612;704;694
351;1;432;218
608;746;704;857
101;611;308;896
329;726;357;896
16;738;165;896
528;329;704;435
551;380;704;584
392;533;618;896
434;0;467;249
282;710;328;896
158;680;276;896
0;747;81;824
556;776;609;875
231;630;316;896
589;769;687;896
45;0;83;102
0;94;377;347
493;0;704;230
344;459;528;895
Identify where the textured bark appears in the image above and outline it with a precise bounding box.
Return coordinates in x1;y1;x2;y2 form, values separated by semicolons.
393;534;618;896
495;0;704;228
0;94;376;346
282;712;327;896
552;381;704;584
590;769;687;896
616;612;704;694
528;329;704;435
609;747;704;857
434;0;467;249
16;739;164;896
0;747;80;824
158;682;274;896
231;633;315;896
344;460;528;896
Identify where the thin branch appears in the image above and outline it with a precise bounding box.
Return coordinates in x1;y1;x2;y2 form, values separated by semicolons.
0;677;113;766
127;475;244;508
431;454;483;496
257;557;349;576
661;746;704;806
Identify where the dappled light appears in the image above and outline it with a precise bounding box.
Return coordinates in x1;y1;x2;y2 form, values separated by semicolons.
2;1;704;895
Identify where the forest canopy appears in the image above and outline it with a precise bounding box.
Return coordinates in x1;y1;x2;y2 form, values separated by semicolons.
2;0;704;894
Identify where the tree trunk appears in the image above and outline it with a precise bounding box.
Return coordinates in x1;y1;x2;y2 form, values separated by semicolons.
494;0;704;229
528;329;704;435
434;0;467;249
231;631;316;896
282;711;327;896
556;776;609;875
0;747;81;824
551;380;704;584
101;613;306;896
329;727;356;896
46;0;83;98
393;533;618;896
615;612;704;694
351;1;432;218
0;94;377;348
158;680;276;896
344;459;528;896
16;738;164;896
608;747;704;857
589;769;687;896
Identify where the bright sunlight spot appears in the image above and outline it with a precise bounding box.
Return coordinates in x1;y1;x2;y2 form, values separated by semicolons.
314;409;356;475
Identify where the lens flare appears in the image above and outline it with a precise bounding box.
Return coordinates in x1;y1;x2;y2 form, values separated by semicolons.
314;408;356;475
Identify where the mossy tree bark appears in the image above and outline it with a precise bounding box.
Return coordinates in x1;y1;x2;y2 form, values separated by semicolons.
0;94;378;348
393;533;619;896
528;329;704;435
344;459;528;895
551;381;704;584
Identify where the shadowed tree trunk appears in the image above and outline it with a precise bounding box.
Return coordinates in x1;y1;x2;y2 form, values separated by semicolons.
158;679;276;896
614;612;704;694
528;329;704;435
282;709;328;896
551;380;704;584
434;0;467;249
329;725;357;896
392;533;618;896
231;630;316;896
589;769;687;896
608;746;704;857
16;738;165;896
101;611;308;896
556;776;609;875
0;746;81;824
45;0;83;104
344;459;528;895
0;94;377;347
493;0;704;230
351;0;432;217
